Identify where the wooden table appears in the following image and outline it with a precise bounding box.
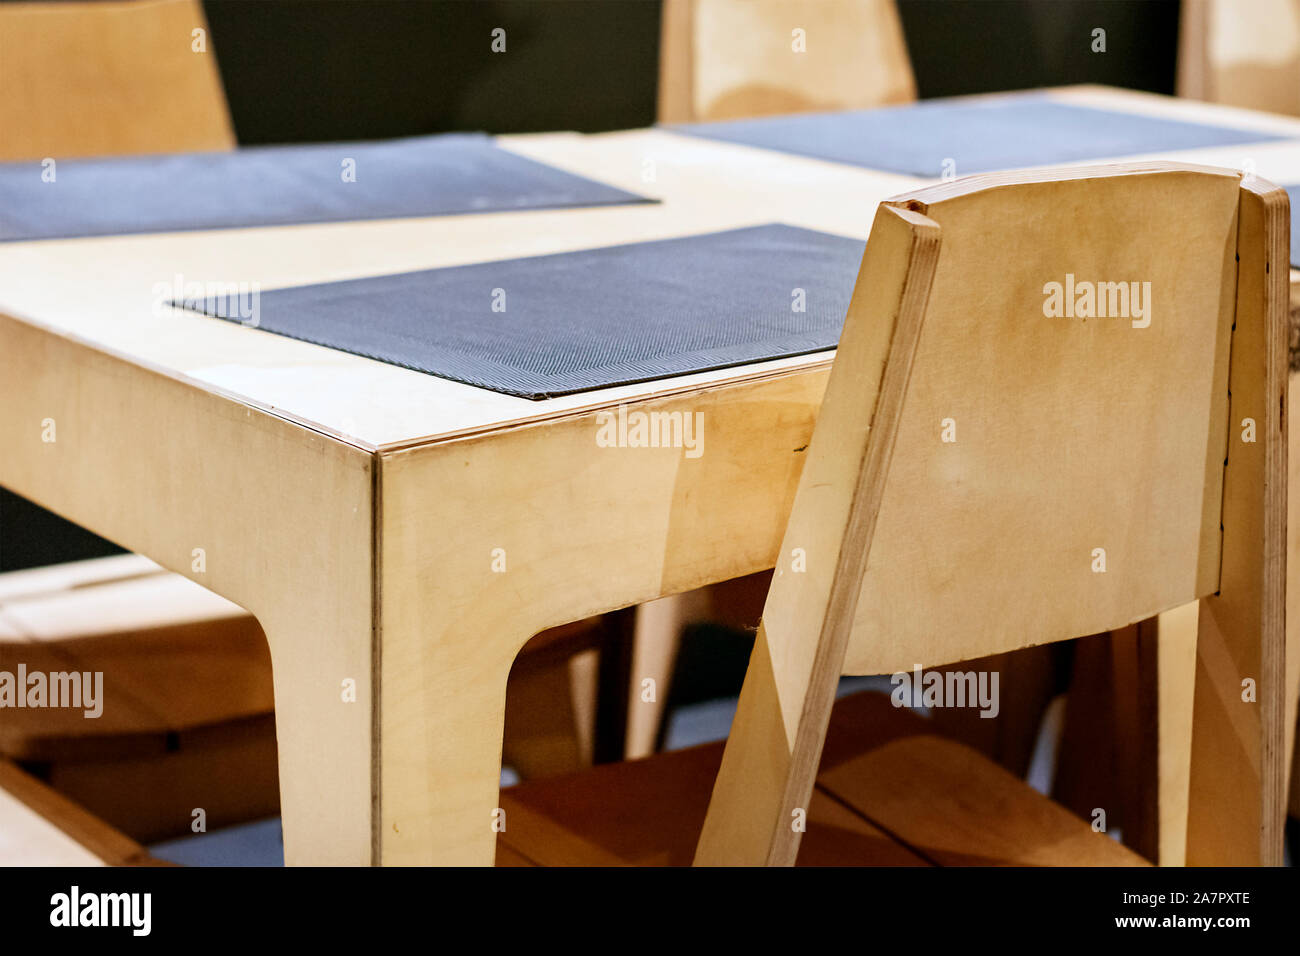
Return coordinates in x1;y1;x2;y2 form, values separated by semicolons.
2;85;1298;865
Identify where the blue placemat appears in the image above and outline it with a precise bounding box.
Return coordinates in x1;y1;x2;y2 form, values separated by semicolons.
0;133;652;242
176;223;866;399
669;96;1291;177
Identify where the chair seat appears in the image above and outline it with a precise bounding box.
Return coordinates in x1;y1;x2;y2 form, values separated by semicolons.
0;759;167;866
0;555;274;760
0;556;279;843
497;690;1148;866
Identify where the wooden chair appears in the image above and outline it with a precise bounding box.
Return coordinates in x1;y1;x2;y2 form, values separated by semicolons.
0;758;169;866
1178;0;1300;852
501;162;1288;866
0;0;235;161
657;0;915;123
645;0;918;755
1178;0;1300;117
0;555;280;843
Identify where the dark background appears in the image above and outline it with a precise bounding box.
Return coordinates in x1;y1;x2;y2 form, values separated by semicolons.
1;0;1182;570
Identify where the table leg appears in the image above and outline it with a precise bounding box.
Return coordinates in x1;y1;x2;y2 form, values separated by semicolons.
375;603;537;866
0;313;381;865
627;592;703;758
368;377;820;863
259;603;375;866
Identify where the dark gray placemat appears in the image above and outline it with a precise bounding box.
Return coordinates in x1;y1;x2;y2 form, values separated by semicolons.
669;95;1290;177
176;223;866;399
0;133;652;242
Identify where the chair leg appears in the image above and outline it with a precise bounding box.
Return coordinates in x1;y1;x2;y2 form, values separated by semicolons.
593;608;636;764
1185;180;1287;866
503;650;597;778
626;593;702;758
1187;597;1285;865
1153;603;1198;866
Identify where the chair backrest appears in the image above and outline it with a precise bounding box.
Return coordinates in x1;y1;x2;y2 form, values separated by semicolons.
658;0;915;122
1178;0;1300;116
695;163;1288;865
0;0;234;161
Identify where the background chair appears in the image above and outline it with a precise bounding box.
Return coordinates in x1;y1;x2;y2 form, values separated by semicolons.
0;758;170;866
502;162;1288;866
1175;0;1300;849
657;0;915;123
1178;0;1300;117
636;0;925;764
0;0;234;161
648;0;1061;788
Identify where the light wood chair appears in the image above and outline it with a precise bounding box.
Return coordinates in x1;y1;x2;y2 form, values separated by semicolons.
658;0;915;123
1178;0;1300;117
643;0;918;755
502;162;1289;866
0;0;235;161
0;758;169;866
1178;0;1300;848
0;555;279;843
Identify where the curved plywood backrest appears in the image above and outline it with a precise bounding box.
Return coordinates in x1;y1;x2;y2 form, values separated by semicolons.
0;0;234;161
658;0;915;123
844;164;1242;673
697;163;1287;866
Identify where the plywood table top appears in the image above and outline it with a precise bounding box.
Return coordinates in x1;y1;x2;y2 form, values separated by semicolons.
1;84;1297;453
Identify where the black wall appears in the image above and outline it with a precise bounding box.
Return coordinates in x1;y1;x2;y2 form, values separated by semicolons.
2;0;1183;571
202;0;664;143
899;0;1180;99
